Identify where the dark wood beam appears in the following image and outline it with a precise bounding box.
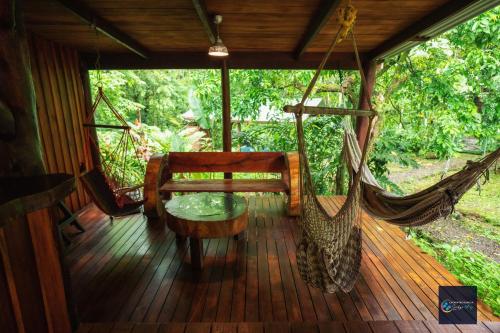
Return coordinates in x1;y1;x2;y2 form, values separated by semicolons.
81;52;363;70
79;66;101;168
55;0;149;59
221;61;232;179
192;0;216;44
368;0;497;60
294;0;342;59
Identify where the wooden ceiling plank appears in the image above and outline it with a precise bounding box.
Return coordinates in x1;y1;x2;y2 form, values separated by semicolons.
54;0;149;58
294;0;342;59
192;0;216;44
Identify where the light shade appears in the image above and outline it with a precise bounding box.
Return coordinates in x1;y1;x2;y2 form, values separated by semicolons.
208;38;228;57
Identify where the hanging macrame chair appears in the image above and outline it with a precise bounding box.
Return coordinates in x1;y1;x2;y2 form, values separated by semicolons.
83;85;145;211
288;2;377;293
287;0;500;293
343;125;500;226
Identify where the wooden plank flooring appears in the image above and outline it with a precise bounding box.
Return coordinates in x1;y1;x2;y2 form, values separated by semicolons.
77;321;500;333
66;196;498;330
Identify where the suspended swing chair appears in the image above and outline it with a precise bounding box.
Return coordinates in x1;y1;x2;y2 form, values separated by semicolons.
81;64;146;218
285;1;500;293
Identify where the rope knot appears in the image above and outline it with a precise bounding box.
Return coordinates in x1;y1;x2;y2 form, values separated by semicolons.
336;4;357;42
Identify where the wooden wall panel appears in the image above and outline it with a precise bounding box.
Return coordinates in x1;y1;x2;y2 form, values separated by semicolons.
29;35;93;212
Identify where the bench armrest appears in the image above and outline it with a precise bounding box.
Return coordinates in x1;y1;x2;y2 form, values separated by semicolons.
143;154;171;219
284;152;300;216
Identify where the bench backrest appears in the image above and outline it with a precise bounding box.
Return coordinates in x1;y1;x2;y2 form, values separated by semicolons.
167;152;286;173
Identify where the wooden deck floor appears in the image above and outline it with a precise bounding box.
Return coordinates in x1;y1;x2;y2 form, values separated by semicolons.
66;195;498;331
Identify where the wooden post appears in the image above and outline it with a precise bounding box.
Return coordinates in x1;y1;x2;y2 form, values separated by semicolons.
355;61;377;148
80;65;101;169
221;60;232;179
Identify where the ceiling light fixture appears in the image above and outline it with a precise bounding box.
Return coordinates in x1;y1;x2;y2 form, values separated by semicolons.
208;15;228;57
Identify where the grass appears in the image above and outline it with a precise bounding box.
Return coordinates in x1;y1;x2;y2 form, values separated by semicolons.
392;153;500;316
407;229;500;317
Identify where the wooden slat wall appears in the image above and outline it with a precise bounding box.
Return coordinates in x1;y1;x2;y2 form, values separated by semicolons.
29;35;93;211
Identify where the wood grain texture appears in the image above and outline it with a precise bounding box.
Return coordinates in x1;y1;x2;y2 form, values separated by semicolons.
285;152;300;216
166;207;248;239
21;0;463;66
143;154;170;220
168;152;286;173
27;209;72;333
67;196;499;324
76;321;500;333
29;35;94;212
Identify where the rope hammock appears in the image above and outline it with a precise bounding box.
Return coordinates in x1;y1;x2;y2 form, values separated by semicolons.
344;125;500;226
84;86;145;207
289;2;375;293
287;0;500;293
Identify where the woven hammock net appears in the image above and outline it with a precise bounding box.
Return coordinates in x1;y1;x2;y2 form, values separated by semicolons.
343;124;500;226
293;2;372;293
295;114;373;293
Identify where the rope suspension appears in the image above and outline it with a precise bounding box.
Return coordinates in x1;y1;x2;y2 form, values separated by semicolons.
286;0;378;293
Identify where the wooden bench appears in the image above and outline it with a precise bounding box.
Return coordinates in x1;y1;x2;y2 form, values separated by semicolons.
143;152;300;219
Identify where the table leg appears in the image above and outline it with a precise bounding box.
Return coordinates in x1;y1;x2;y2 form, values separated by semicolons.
190;237;203;270
233;231;245;240
175;234;186;247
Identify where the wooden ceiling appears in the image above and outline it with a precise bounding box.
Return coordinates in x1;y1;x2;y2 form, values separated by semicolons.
22;0;498;69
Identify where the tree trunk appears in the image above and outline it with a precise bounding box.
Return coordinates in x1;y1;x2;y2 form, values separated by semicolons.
0;0;45;176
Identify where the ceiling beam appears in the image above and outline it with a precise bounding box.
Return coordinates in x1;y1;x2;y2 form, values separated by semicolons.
81;51;363;70
55;0;149;59
368;0;499;60
192;0;216;44
294;0;342;59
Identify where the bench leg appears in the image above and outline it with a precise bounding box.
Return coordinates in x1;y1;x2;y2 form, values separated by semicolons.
190;237;203;270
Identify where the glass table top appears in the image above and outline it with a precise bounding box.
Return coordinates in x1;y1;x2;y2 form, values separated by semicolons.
165;192;247;222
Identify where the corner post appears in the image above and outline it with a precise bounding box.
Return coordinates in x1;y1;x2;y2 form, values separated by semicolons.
79;65;101;169
355;61;377;148
221;60;232;179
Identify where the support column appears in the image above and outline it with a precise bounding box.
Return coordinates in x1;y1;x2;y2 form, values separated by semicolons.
80;65;101;169
355;61;377;148
221;60;232;179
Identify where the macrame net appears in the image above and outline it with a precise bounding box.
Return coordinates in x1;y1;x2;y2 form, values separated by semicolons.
84;87;145;207
295;114;373;293
293;2;374;293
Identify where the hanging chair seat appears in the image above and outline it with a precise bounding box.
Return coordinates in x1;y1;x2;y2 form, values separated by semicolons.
80;168;144;218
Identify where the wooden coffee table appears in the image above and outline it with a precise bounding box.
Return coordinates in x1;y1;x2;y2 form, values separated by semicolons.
165;193;248;270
